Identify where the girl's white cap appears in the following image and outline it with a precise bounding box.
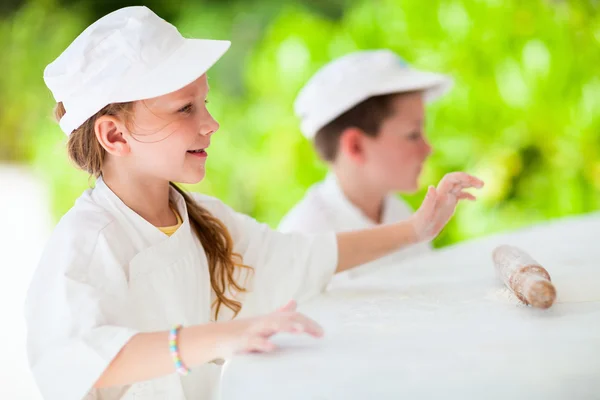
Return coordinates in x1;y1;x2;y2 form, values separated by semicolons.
294;49;454;139
44;6;231;135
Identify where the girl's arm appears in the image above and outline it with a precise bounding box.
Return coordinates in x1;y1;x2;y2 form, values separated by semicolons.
95;301;317;388
95;173;482;388
336;172;483;273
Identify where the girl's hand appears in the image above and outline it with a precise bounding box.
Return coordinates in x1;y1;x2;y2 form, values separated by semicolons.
409;172;484;242
219;300;323;357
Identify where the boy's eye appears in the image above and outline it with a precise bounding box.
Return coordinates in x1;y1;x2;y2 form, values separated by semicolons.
408;131;421;140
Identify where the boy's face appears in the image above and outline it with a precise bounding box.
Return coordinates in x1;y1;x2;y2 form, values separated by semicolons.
362;92;432;193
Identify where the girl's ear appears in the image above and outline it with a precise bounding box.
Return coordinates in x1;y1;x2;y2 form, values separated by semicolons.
94;115;131;156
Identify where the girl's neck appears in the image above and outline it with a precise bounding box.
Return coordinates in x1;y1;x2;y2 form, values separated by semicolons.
101;168;177;227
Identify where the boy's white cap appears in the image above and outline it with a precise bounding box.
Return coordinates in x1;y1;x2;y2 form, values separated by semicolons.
44;6;231;135
294;49;453;139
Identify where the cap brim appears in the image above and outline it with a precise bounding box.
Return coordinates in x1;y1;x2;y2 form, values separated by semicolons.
298;69;453;139
114;38;231;101
370;70;453;103
58;38;231;134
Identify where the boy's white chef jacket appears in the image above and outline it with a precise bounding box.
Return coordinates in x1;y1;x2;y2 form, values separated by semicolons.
278;174;432;278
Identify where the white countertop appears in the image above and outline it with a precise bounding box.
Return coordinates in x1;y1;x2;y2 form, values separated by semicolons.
221;213;600;400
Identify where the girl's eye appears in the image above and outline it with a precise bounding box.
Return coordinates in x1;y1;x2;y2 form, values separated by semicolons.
178;103;194;114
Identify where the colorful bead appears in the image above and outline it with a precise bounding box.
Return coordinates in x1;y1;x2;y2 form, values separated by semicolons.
169;324;190;376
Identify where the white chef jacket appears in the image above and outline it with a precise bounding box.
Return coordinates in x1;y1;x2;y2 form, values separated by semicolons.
24;176;337;400
278;174;431;277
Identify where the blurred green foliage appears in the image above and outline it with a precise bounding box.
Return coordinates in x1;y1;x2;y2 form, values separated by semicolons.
1;0;599;247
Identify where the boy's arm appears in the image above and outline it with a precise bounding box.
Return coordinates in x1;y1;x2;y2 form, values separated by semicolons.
335;172;483;273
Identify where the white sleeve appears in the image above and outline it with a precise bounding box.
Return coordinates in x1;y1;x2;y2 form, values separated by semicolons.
198;196;338;315
25;225;139;400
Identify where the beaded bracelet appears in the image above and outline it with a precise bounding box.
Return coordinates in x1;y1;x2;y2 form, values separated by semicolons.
169;324;190;376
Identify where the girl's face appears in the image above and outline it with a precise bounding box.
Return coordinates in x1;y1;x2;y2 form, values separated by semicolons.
102;74;219;184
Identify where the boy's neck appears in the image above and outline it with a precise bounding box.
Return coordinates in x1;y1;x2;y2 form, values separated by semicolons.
101;168;178;227
332;166;387;224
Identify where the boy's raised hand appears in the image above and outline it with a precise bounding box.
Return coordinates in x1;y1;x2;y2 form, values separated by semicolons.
410;172;484;242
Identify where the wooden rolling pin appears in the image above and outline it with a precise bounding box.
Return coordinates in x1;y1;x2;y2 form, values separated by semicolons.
492;245;556;309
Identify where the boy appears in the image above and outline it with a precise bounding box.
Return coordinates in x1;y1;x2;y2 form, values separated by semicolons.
279;49;454;275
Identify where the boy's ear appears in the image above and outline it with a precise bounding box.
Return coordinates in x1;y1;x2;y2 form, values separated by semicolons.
94;115;131;156
339;127;367;164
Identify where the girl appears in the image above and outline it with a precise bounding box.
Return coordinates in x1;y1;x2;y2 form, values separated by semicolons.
25;6;483;400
